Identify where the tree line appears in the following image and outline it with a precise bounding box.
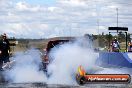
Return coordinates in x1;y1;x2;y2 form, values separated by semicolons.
92;32;131;48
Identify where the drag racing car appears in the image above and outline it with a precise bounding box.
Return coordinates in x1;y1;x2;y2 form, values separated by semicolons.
41;39;71;72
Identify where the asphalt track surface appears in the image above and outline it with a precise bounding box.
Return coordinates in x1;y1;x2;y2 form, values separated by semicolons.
0;73;130;88
0;70;131;88
0;83;130;88
0;51;131;87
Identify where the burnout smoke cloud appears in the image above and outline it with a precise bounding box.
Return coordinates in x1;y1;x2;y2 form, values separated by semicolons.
3;37;99;85
4;49;47;83
47;37;98;85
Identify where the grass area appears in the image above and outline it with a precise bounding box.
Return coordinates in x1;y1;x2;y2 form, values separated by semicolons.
10;37;74;53
9;37;129;53
120;42;128;52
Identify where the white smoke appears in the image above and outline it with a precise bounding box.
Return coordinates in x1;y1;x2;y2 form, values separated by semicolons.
2;37;132;85
47;37;98;85
3;37;132;85
4;49;47;83
2;37;98;84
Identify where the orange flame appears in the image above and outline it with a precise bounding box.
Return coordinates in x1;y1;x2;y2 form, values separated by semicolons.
78;65;86;76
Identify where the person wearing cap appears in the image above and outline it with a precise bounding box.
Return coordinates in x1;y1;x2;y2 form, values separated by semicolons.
111;38;120;52
0;33;10;70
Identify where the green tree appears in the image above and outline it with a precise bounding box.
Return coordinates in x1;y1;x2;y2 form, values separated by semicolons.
118;32;125;42
127;33;131;42
105;34;113;41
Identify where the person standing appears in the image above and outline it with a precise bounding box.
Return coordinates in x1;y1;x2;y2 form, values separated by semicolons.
111;38;120;52
128;42;132;52
1;33;10;70
0;39;4;70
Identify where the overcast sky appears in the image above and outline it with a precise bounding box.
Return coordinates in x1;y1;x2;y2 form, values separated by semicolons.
0;0;132;39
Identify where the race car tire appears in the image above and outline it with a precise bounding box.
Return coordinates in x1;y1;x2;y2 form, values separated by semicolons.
76;75;86;85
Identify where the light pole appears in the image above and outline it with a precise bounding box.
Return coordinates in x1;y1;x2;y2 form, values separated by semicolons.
116;8;119;32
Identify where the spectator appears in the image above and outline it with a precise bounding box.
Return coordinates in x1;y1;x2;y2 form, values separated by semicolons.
0;39;3;70
111;38;120;52
128;42;132;52
1;33;10;70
